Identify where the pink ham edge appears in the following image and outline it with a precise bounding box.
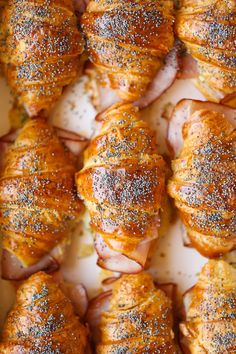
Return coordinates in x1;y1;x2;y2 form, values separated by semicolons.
86;290;112;343
0;126;89;160
1;241;69;280
94;234;155;274
136;45;179;109
54;126;89;156
177;53;198;80
93;44;179;112
60;282;89;318
168;99;236;157
73;0;89;13
1;249;59;281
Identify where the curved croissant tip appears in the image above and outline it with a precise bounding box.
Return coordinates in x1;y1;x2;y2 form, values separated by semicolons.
1;250;59;281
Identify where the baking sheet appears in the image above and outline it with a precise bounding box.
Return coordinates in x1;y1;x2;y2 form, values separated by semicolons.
0;75;208;328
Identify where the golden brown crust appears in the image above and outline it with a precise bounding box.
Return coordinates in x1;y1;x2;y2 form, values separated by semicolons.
0;272;88;353
168;108;236;257
96;272;178;353
176;0;236;106
81;0;174;101
76;102;165;266
0;118;83;267
0;0;84;116
180;260;236;354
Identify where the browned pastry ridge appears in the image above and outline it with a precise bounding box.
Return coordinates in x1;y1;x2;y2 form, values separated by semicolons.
176;0;236;107
0;117;83;279
88;272;178;353
168;106;236;258
0;0;84;116
81;0;174;101
76;102;166;273
0;272;88;353
180;260;236;354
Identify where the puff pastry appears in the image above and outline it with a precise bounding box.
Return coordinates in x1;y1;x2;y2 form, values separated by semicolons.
0;272;88;353
87;272;178;353
0;0;84;116
81;0;174;102
176;0;236;107
0;117;83;280
180;260;236;353
76;102;166;273
168;100;236;257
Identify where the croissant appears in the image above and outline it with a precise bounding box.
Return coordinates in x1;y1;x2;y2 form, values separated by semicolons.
0;271;88;353
168;100;236;257
86;272;178;353
81;0;174;102
176;0;236;107
0;117;83;280
180;260;236;353
76;102;166;273
0;0;84;116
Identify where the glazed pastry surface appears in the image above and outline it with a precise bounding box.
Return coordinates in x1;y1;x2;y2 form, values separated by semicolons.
0;0;84;116
168;107;236;257
81;0;174;101
180;260;236;354
97;273;178;353
76;102;166;272
0;118;83;269
0;272;88;353
176;0;236;107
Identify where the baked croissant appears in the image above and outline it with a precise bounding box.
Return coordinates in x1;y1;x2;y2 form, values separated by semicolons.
0;271;88;353
180;260;236;353
86;272;178;353
81;0;174;102
168;100;236;258
176;0;236;107
76;102;166;273
0;0;84;116
0;117;83;280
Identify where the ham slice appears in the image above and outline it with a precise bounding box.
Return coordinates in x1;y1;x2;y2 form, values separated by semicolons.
136;46;179;109
94;234;153;274
1;249;59;281
156;283;177;304
91;45;179;112
73;0;89;13
1;240;68;280
86;290;112;343
168;99;236;157
177;53;198;80
0;126;88;163
54;126;89;156
60;282;89;318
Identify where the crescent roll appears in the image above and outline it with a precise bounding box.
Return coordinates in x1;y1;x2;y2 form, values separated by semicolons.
0;117;83;280
176;0;236;107
180;260;236;353
87;272;178;353
81;0;174;101
0;0;84;116
0;272;88;353
76;102;166;273
168;101;236;257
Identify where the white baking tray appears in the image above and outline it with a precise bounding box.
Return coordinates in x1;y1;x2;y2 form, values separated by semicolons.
0;75;208;328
